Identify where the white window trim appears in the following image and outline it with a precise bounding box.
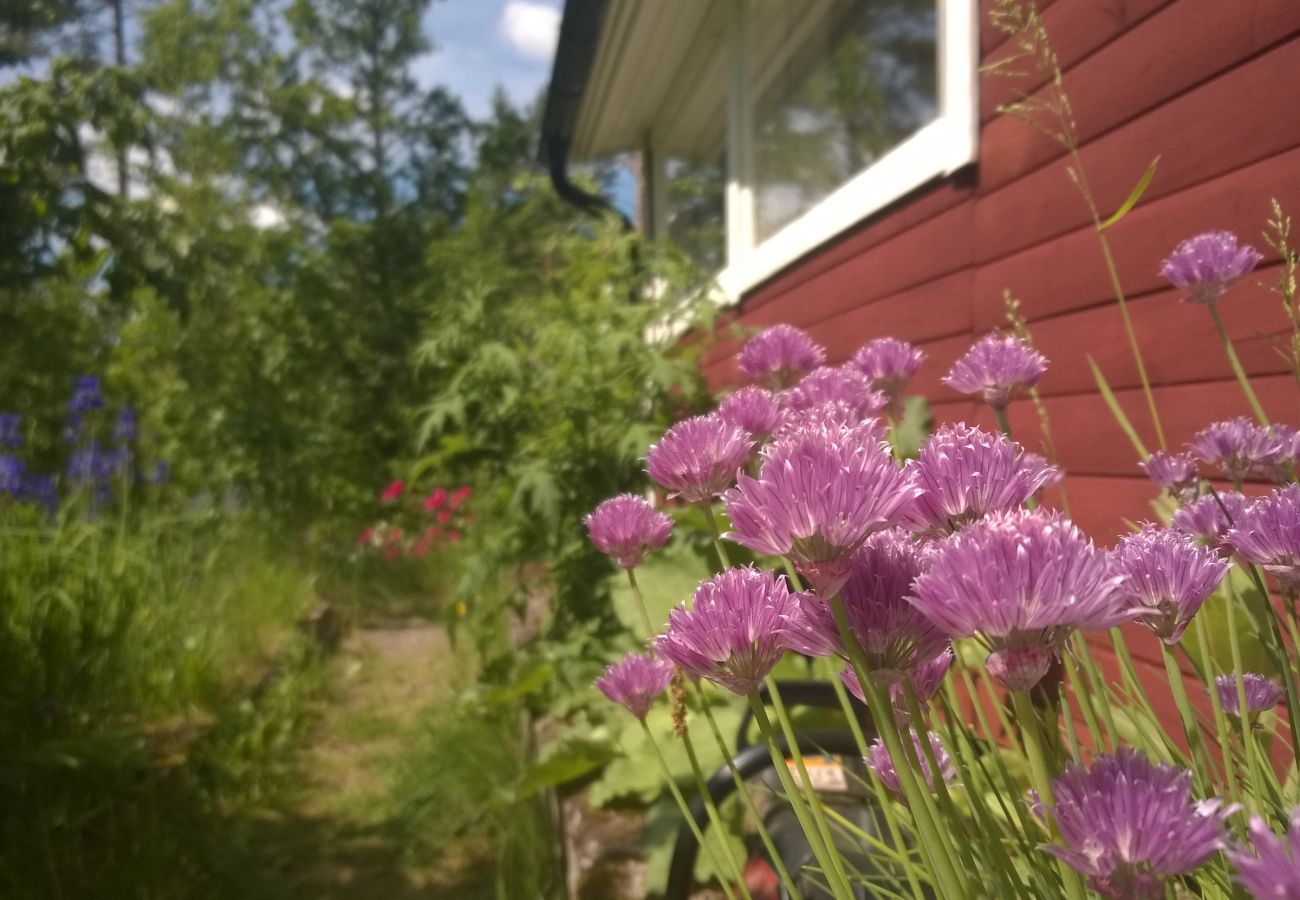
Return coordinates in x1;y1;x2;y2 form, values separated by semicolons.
714;0;979;304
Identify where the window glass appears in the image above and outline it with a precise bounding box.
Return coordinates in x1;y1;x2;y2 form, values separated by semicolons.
750;0;938;243
663;153;726;273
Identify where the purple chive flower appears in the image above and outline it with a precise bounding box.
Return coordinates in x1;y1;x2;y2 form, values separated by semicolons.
723;422;920;595
865;730;955;795
901;424;1060;536
717;386;786;442
595;652;675;720
737;324;826;390
1171;491;1250;553
1226;809;1300;897
1109;526;1229;645
1160;231;1263;305
773;399;881;443
645;414;754;504
942;333;1048;411
850;338;925;415
1190;418;1290;484
112;408;137;443
585;494;673;569
909;510;1130;692
1264;423;1300;483
1227;485;1300;592
783;366;887;422
69;375;105;413
1214;673;1285;718
1140;451;1201;505
0;414;21;449
840;647;954;724
1044;749;1235;899
797;532;948;685
655;567;818;695
0;455;25;494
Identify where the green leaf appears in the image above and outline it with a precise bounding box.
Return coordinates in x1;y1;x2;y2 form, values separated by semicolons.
1100;156;1159;231
515;738;617;798
890;395;933;460
608;543;711;635
1088;356;1149;458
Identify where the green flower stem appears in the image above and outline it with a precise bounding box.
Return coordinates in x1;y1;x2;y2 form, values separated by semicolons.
697;697;804;900
1075;636;1120;747
1061;643;1110;753
1010;690;1087;900
763;678;857;897
1191;622;1243;808
700;503;732;569
1109;629;1184;763
1237;561;1300;784
639;720;739;900
900;683;978;875
1160;642;1215;793
745;693;856;900
994;406;1014;441
680;729;756;900
825;594;969;900
626;567;654;639
1208;303;1270;425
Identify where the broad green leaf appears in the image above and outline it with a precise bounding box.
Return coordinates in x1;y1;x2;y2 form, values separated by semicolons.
1100;156;1159;231
608;543;711;636
515;737;617;798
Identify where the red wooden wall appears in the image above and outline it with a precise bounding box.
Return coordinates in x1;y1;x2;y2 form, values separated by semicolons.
695;0;1300;742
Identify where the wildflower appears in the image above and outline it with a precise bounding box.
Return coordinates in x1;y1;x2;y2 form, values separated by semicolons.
448;530;461;543
796;532;948;685
1263;423;1300;482
450;486;472;509
909;510;1129;691
585;493;673;569
67;441;115;485
1227;486;1300;592
1214;673;1285;718
1189;418;1291;483
595;652;675;720
1226;809;1300;898
717;386;785;441
112;408;137;443
1140;451;1200;505
656;567;817;695
20;473;57;512
148;460;170;486
1109;527;1229;644
423;487;447;511
380;480;405;502
902;424;1060;536
437;509;452;524
850;338;925;415
68;375;104;413
865;730;955;795
942;333;1047;411
0;414;21;449
737;324;826;390
1171;491;1250;553
1044;749;1235;899
357;527;375;546
0;455;25;494
773;399;880;442
783;366;886;422
646;414;753;503
724;422;919;595
1160;231;1263;305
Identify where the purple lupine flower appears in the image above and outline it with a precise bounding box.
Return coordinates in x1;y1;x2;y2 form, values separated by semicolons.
149;460;170;486
1160;231;1264;305
737;324;826;390
783;366;887;422
717;386;786;442
909;510;1130;691
595;652;675;720
0;455;25;494
865;730;955;795
1140;451;1201;505
1226;809;1300;898
68;375;105;413
1044;749;1235;899
942;333;1048;411
840;647;954;724
20;473;57;513
1214;673;1285;718
0;414;21;449
67;440;107;483
645;414;754;504
1190;418;1290;484
850;338;925;415
1109;526;1229;645
655;567;818;695
1227;485;1300;592
112;408;137;443
901;424;1060;536
585;494;673;569
1171;491;1250;554
796;532;948;685
724;421;920;595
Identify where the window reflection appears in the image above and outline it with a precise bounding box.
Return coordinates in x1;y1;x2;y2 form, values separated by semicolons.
664;153;726;273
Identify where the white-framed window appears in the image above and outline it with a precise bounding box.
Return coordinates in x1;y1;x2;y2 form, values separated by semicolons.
652;0;978;302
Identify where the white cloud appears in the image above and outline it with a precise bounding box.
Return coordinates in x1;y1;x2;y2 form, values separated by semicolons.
498;1;560;62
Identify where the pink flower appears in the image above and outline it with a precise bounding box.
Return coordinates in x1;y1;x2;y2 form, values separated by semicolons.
450;486;472;509
437;509;452;524
380;480;405;502
423;487;447;510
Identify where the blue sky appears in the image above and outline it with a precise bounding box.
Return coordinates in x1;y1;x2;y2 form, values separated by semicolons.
415;0;562;118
